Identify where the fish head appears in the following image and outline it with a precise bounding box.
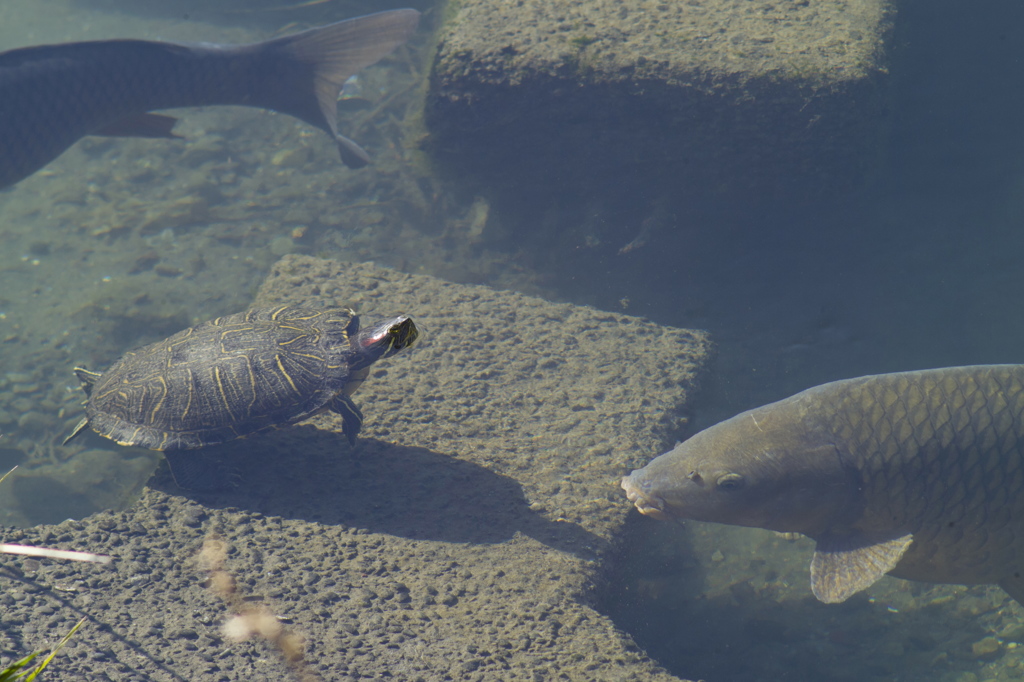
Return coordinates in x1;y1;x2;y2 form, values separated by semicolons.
622;398;860;536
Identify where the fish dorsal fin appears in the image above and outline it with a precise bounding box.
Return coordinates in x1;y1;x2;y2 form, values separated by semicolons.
810;533;913;603
335;134;371;169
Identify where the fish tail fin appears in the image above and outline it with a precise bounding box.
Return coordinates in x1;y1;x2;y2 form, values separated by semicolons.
263;9;419;167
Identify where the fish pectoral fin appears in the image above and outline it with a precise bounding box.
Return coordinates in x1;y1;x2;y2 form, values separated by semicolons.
810;533;913;603
92;113;180;139
336;134;371;169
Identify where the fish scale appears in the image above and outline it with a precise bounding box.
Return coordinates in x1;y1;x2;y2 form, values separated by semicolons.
622;365;1024;604
829;369;1024;590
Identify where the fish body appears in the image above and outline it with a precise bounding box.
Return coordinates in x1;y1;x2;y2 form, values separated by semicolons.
0;9;419;189
621;365;1024;604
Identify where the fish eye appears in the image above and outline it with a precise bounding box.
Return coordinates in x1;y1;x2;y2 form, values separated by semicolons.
716;473;745;491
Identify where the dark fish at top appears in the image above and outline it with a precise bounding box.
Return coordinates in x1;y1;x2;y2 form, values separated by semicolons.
621;366;1024;605
0;9;420;189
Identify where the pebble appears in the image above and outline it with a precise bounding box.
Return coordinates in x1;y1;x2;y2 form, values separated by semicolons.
17;411;54;432
972;636;1002;659
178;508;206;528
271;147;312;167
1001;625;1024;643
269;236;296;256
170;627;200;641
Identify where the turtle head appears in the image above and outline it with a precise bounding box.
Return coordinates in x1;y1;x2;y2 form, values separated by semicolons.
351;315;418;367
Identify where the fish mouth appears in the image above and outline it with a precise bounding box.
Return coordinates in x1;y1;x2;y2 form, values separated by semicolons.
620;475;670;520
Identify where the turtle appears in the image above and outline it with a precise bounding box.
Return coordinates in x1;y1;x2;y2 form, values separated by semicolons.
63;305;417;486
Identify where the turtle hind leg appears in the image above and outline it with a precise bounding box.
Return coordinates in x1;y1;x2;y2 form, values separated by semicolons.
63;367;103;445
163;451;239;492
72;367;102;397
330;394;364;446
61;418;91;446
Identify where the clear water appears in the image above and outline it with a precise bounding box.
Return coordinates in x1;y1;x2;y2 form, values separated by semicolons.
0;0;449;527
3;0;1024;680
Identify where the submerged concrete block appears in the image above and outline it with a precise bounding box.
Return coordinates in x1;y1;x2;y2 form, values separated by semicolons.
1;257;711;680
426;0;893;199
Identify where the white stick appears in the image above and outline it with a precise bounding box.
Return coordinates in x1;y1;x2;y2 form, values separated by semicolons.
0;543;112;564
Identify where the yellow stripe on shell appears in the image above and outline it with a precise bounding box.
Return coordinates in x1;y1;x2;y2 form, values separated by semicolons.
275;354;301;395
213;366;238;421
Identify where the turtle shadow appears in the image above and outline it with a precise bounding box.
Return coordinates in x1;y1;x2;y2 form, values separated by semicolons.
146;426;604;559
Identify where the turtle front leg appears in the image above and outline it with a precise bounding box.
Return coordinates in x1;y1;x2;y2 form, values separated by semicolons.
330;394;364;445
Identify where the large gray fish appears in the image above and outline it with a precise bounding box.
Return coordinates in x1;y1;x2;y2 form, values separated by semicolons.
0;9;419;189
621;366;1024;604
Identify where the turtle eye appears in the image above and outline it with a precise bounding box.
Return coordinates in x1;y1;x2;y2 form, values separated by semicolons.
716;473;745;491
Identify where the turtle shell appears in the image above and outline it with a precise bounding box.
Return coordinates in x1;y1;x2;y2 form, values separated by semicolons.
69;305;388;451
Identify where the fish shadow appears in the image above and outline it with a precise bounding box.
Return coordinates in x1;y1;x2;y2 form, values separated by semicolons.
599;514;1010;682
615;588;1005;682
146;425;602;559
